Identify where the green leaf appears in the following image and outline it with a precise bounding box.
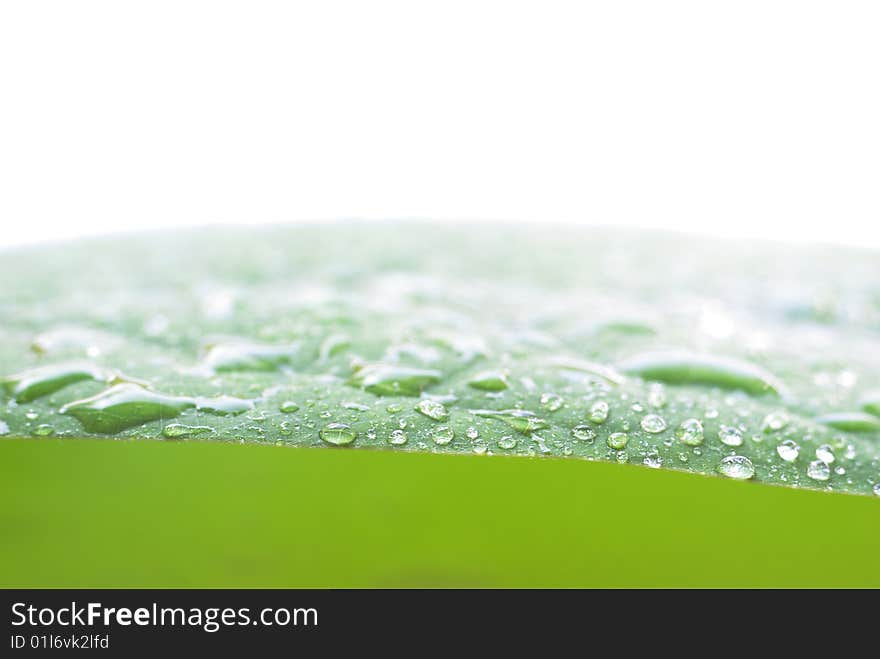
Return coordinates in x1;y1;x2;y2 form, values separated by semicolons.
1;224;879;499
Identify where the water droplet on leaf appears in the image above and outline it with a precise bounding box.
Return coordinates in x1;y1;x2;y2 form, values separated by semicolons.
416;399;449;421
675;418;704;446
640;414;667;434
719;455;755;480
320;422;357;446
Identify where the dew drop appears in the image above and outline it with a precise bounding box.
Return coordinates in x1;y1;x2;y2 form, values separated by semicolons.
643;451;662;468
815;412;880;433
349;363;442;397
416;399;449;421
618;351;786;396
497;435;517;450
466;426;479;440
2;362;130;403
607;432;629;450
389;429;408;445
431;426;455;445
319;423;357;446
719;455;755;480
32;424;54;437
718;425;744;447
816;444;835;464
675;418;704;446
469;409;548;434
806;460;831;481
588;400;609;424
647;384;667;408
201;339;299;373
571;425;596;442
162;423;214;439
60;384;199;433
467;371;509;392
776;439;800;462
640;414;667;434
279;401;300;413
540;392;564;412
761;411;789;433
531;435;551;454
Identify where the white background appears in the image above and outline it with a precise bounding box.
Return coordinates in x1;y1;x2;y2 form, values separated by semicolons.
1;1;878;249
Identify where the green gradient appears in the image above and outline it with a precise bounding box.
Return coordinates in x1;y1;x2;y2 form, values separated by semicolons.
2;438;878;588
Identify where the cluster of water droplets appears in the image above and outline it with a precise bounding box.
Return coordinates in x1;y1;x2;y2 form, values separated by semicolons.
2;225;880;497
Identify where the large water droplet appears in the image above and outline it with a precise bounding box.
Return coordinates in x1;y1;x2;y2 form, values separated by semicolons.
815;444;835;464
640;414;667;434
60;384;251;433
571;425;596;442
814;412;880;433
194;395;254;416
497;435;517;450
469;409;548;434
643;451;662;468
389;429;408;445
761;411;789;432
162;423;214;439
540;392;564;412
719;455;755;480
1;362;144;402
618;351;786;396
431;426;455;445
647;384;667;408
776;439;800;462
675;418;704;446
348;363;442;397
467;371;509;391
31;326;119;357
320;422;357;446
718;425;744;447
588;400;609;424
200;339;300;373
60;384;196;433
546;357;625;385
806;460;831;481
416;399;449;421
607;432;629;449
